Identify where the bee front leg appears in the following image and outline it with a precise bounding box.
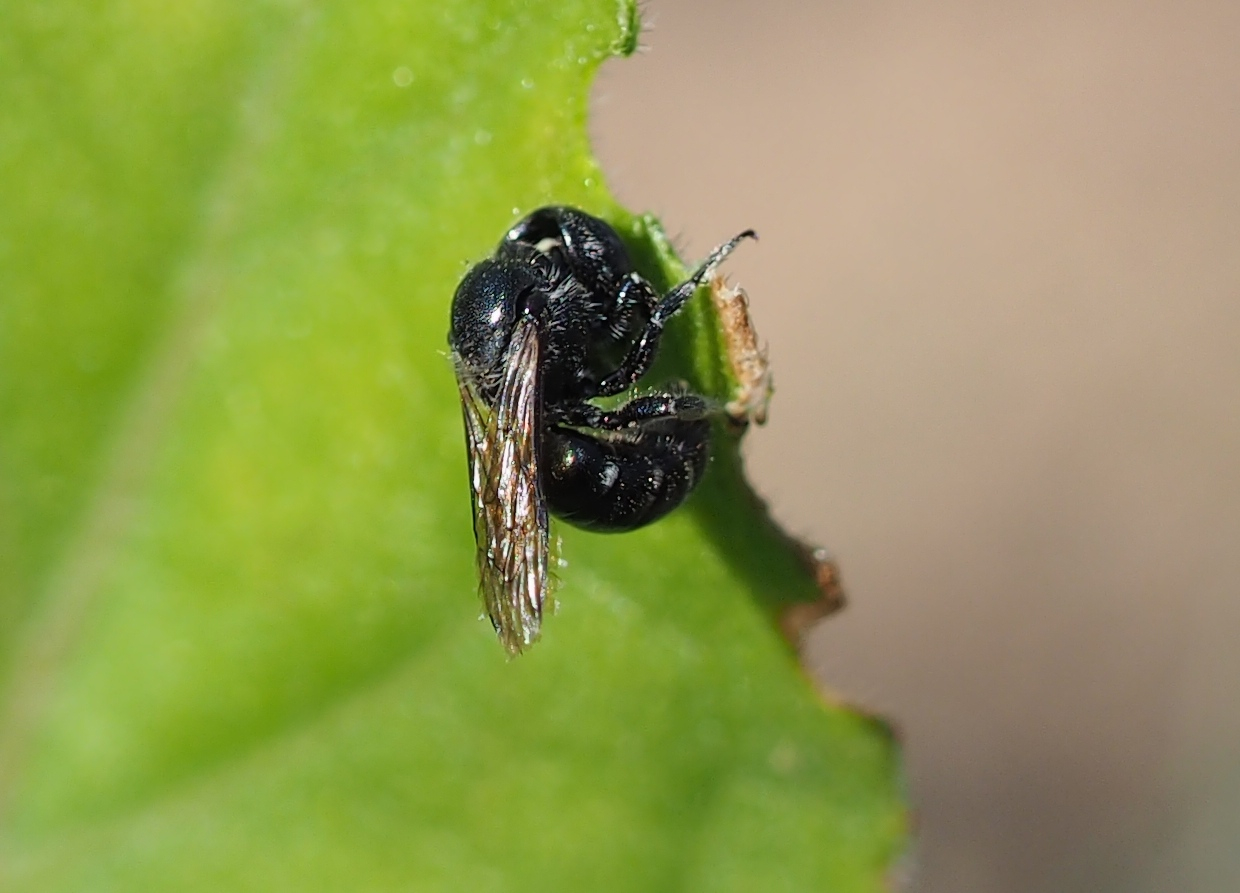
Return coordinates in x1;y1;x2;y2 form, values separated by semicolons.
595;229;756;397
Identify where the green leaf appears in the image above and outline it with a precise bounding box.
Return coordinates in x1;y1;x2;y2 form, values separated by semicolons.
0;0;907;889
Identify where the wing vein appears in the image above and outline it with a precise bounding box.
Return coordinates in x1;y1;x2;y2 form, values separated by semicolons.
453;317;550;654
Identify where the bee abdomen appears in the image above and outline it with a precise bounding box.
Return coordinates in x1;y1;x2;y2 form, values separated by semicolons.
541;422;710;532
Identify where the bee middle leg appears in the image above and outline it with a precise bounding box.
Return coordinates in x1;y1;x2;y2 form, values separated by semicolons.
548;392;711;431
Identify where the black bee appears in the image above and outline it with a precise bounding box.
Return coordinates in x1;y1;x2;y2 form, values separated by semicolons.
448;206;755;654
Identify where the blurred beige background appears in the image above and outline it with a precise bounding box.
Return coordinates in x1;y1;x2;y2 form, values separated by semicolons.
592;2;1240;891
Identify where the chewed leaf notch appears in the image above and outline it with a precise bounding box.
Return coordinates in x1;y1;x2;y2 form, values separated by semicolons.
0;0;906;889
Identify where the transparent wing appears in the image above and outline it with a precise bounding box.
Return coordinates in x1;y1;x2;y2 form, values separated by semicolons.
454;317;550;655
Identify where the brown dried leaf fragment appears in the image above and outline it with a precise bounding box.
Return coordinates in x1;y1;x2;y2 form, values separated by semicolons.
779;544;848;648
711;273;774;427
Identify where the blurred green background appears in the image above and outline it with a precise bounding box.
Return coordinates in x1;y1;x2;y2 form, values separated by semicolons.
6;0;1237;888
0;0;906;889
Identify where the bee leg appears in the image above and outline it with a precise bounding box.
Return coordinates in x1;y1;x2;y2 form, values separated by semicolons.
549;392;711;430
608;272;660;340
595;229;756;397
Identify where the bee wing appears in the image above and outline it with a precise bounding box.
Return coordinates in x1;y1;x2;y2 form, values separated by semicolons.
454;317;550;655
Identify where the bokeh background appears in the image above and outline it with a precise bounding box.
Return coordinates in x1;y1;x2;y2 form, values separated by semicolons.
592;2;1240;891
